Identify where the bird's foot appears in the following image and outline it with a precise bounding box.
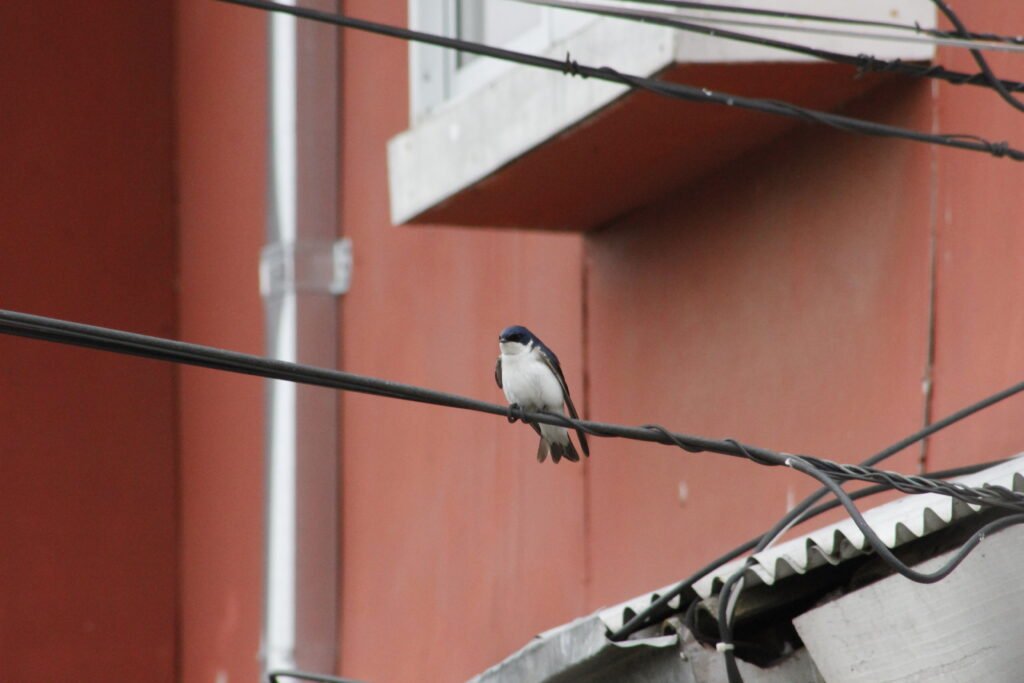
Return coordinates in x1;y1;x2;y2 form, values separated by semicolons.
507;403;525;424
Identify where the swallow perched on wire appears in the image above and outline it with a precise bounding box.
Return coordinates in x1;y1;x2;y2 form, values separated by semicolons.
495;325;590;463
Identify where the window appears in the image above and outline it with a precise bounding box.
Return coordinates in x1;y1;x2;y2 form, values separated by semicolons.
410;1;592;120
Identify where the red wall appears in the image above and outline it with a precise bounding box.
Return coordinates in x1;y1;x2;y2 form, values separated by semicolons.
6;2;1014;683
175;2;267;683
0;3;178;681
930;4;1024;469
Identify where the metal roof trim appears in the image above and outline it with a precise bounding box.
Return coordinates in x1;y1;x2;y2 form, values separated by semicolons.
467;614;683;683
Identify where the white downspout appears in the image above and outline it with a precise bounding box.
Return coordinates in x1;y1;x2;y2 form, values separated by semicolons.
260;1;350;677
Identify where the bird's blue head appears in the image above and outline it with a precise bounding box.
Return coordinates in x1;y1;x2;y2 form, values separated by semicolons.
499;325;538;351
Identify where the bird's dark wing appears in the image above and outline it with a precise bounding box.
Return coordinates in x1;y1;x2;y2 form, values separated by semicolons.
537;347;590;457
494;356;502;388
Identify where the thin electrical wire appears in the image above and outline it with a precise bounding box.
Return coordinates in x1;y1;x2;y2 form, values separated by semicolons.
522;0;1024;54
612;0;921;33
785;457;1024;584
931;0;1024;113
214;0;1024;162
3;308;1023;514
593;0;1024;118
611;0;1024;46
514;0;1024;96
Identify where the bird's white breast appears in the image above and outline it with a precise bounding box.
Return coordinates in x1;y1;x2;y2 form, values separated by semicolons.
500;348;564;411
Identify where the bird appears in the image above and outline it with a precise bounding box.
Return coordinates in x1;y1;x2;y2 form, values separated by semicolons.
494;325;590;464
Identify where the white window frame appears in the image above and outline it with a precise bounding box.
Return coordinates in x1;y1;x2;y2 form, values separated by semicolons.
410;1;594;122
393;1;936;227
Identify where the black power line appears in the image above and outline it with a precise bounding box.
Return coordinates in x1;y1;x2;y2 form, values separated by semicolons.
616;0;1024;47
214;0;1024;161
931;0;1024;113
3;308;1023;512
614;0;924;34
519;0;1024;98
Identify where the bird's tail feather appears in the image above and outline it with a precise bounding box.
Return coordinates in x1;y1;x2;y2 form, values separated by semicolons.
536;438;549;463
549;440;580;463
539;424;581;464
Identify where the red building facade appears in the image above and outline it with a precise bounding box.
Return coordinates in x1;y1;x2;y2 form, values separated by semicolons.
3;2;1024;682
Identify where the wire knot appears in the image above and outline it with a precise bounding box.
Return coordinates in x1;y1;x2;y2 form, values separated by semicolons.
507;403;527;424
564;52;583;78
854;54;875;79
855;54;901;79
990;141;1010;158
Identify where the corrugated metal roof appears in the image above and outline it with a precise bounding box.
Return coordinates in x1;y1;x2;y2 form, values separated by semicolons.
600;455;1024;633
